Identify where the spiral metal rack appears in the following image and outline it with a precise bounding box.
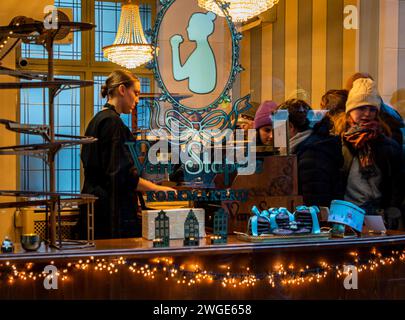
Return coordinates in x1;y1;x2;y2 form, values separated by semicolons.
0;16;96;249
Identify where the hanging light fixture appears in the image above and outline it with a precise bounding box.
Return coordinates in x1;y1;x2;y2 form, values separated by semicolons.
198;0;279;23
103;0;156;69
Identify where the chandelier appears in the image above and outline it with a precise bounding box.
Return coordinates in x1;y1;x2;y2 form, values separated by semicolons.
198;0;279;23
103;0;156;69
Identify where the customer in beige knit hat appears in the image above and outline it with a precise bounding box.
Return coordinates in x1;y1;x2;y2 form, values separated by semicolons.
333;77;404;229
345;72;404;146
346;78;381;115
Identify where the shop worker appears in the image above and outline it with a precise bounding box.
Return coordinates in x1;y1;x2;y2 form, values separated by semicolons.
278;99;344;207
335;78;404;228
77;70;174;240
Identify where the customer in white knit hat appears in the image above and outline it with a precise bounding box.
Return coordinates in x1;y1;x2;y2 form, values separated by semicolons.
345;72;404;147
334;78;404;229
346;78;381;115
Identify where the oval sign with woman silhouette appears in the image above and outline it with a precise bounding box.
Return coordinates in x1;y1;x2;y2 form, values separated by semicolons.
153;0;235;112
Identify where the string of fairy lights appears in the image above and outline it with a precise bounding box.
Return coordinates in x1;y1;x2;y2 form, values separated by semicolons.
1;249;405;289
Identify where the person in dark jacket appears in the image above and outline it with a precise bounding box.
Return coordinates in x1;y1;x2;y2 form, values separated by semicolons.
278;99;344;207
335;78;404;228
295;118;345;207
278;99;313;154
77;70;174;240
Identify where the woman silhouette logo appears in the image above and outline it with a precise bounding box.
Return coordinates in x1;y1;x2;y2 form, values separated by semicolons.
170;11;217;94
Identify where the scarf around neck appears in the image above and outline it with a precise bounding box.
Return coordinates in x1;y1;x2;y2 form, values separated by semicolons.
289;129;313;154
343;120;383;178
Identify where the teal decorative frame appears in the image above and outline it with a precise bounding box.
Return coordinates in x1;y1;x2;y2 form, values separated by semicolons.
149;94;251;144
148;0;244;114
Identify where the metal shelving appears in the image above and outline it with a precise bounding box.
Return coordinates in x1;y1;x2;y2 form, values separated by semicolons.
0;16;96;249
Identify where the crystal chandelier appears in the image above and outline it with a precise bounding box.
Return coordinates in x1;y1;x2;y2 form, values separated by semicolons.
198;0;279;23
103;0;156;69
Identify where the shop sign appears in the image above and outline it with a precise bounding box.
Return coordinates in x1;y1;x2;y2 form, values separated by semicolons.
145;189;249;202
132;0;256;185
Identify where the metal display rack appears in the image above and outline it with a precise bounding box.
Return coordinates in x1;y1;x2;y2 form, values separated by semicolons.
0;16;96;249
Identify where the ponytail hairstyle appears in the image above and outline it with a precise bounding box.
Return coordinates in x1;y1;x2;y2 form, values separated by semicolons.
101;69;140;99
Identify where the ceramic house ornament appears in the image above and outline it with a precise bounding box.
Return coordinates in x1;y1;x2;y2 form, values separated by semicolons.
154;210;170;247
212;208;228;244
183;210;200;246
1;236;14;253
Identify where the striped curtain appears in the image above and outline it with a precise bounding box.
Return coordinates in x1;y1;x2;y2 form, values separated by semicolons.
240;0;405;116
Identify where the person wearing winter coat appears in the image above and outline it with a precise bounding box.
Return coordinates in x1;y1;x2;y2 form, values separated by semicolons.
278;99;344;207
335;78;404;229
346;72;404;146
295;118;345;207
278;99;313;154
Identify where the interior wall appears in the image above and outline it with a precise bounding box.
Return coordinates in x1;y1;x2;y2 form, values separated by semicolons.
0;42;18;242
0;0;51;242
241;0;405;117
397;0;405;118
379;0;399;104
240;0;360;109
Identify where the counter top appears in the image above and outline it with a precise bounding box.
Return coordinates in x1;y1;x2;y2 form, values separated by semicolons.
2;231;405;262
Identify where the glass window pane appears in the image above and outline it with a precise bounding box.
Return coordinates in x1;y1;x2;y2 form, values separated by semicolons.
20;75;81;194
95;1;152;61
137;77;151;130
93;75;107;114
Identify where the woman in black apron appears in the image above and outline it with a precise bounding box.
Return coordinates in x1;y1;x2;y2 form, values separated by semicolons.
77;69;174;239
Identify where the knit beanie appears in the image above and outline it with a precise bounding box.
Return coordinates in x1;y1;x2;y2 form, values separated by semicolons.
254;101;277;129
346;78;381;113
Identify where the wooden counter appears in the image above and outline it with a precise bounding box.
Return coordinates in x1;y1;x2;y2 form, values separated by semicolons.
1;232;405;299
1;232;405;262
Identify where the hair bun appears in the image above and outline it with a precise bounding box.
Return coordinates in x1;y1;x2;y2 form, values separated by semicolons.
101;84;108;98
